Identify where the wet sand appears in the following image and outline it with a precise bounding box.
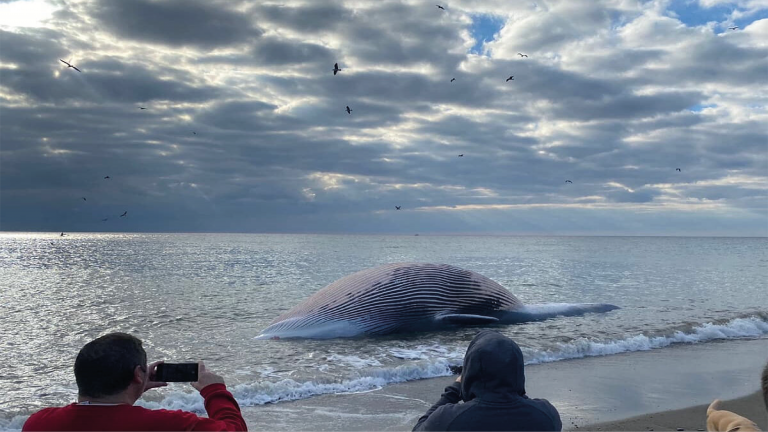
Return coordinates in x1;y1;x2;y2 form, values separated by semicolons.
581;391;766;431
241;338;768;431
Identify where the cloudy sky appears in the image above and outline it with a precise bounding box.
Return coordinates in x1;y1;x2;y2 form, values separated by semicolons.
0;0;766;235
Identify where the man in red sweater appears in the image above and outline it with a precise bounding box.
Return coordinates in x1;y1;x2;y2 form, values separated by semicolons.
23;332;247;431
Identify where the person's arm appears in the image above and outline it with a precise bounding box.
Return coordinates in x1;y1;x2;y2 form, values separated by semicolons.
412;378;462;431
191;363;248;431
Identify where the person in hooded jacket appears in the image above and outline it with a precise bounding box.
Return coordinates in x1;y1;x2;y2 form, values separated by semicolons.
413;330;562;431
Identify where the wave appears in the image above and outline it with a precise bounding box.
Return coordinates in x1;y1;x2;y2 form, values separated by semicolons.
523;315;768;364
2;315;766;429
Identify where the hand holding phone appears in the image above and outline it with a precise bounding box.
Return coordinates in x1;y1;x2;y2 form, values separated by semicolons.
155;362;199;382
191;362;225;392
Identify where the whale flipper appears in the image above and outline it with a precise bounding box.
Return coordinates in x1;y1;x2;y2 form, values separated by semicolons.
436;314;500;325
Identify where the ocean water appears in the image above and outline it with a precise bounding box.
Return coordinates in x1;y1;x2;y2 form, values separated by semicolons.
0;233;766;429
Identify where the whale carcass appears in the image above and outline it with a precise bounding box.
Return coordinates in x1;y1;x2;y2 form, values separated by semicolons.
257;263;618;339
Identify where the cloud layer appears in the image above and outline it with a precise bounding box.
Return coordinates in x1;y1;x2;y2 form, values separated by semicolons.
1;0;766;235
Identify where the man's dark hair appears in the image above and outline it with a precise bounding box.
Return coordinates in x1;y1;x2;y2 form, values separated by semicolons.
762;359;768;412
74;333;147;398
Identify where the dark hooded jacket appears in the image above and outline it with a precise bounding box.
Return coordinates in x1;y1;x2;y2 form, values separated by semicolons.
413;331;562;431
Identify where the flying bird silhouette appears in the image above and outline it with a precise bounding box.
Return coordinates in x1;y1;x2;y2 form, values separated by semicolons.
192;131;197;135
139;107;146;110
676;168;681;172
81;197;86;201
458;154;463;157
104;176;110;179
102;218;108;222
59;59;81;72
436;5;445;10
565;180;573;183
517;53;528;57
450;78;456;82
395;206;401;210
506;76;514;82
333;63;341;75
346;106;352;114
728;26;739;30
120;211;127;217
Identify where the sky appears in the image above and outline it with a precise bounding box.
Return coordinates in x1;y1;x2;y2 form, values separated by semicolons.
0;0;766;235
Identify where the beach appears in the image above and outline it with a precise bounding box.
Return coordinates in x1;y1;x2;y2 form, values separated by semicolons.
240;338;768;431
1;234;766;431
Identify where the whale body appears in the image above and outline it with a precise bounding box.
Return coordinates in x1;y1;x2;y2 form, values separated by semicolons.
257;263;619;339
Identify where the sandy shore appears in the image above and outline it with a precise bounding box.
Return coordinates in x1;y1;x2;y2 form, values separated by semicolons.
580;391;766;431
240;338;767;431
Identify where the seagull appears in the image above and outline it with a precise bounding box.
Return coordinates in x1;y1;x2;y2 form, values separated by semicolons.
333;63;341;75
458;154;463;157
81;197;87;201
436;5;445;10
676;168;681;172
395;206;401;210
728;26;739;30
506;76;514;82
120;211;127;217
450;78;456;82
517;53;528;58
59;59;81;72
346;106;352;114
104;176;110;179
565;180;573;183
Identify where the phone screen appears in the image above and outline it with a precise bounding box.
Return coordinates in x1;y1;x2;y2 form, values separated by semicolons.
155;363;199;382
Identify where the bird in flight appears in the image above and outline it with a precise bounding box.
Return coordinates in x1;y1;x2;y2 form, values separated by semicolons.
120;211;127;217
81;197;87;201
506;76;514;82
346;106;352;114
333;63;342;75
450;78;456;82
565;180;573;183
458;154;463;157
517;53;528;58
395;206;401;210
139;107;146;110
59;59;81;72
102;218;108;222
192;131;197;135
728;26;739;30
104;176;110;179
676;168;681;172
436;5;445;10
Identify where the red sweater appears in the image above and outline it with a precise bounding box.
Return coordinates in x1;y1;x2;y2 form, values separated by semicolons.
22;383;247;431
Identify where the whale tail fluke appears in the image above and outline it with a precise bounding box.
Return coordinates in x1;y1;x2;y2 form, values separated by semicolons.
505;303;619;323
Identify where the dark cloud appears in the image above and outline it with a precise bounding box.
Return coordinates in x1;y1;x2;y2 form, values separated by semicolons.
90;0;262;48
252;37;335;66
255;3;351;33
0;0;766;235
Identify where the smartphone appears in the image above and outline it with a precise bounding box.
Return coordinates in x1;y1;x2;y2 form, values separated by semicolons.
155;363;199;382
449;365;463;375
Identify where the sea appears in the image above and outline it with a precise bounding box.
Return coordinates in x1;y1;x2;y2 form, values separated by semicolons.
1;233;766;430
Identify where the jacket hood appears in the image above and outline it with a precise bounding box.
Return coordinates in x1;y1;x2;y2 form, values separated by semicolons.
460;330;526;402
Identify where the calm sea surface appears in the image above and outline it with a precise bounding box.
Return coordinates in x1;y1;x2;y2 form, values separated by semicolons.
1;233;766;428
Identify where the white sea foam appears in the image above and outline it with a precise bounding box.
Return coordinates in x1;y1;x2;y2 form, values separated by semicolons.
324;354;383;368
4;316;765;426
523;316;768;365
122;316;768;413
0;416;27;432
